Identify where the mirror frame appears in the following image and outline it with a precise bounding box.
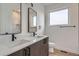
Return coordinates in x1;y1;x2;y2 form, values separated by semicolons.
0;3;22;35
28;8;37;33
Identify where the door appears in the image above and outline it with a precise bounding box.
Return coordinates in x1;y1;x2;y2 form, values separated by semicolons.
30;41;41;56
41;38;49;56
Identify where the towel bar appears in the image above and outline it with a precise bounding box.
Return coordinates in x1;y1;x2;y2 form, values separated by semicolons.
59;25;76;28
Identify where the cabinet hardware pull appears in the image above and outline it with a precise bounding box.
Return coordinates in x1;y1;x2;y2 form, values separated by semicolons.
27;47;30;56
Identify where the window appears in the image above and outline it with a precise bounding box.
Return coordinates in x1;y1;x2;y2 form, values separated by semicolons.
50;9;68;25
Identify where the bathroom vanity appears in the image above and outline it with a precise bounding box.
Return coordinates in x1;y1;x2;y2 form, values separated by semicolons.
7;36;49;56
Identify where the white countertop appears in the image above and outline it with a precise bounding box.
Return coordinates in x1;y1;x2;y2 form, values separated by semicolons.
0;35;48;56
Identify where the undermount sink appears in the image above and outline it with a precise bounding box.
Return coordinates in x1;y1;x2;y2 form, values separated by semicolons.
35;36;44;38
2;39;30;48
25;35;44;40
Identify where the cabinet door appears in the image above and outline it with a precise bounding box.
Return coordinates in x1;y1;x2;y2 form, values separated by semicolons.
24;47;30;56
8;49;25;56
30;41;41;56
41;37;49;56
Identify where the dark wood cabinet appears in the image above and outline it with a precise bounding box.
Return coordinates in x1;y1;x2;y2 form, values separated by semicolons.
41;37;49;56
8;37;49;56
29;37;49;56
29;40;41;56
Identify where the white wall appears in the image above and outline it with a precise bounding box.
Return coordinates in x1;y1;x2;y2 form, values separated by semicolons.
0;3;45;46
78;3;79;52
44;3;79;53
0;5;1;32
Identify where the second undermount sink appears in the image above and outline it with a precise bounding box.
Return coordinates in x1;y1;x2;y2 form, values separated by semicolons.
2;39;30;48
35;36;44;38
33;35;44;38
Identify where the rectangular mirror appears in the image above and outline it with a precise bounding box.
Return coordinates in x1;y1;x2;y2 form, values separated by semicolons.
28;8;37;33
0;3;21;35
